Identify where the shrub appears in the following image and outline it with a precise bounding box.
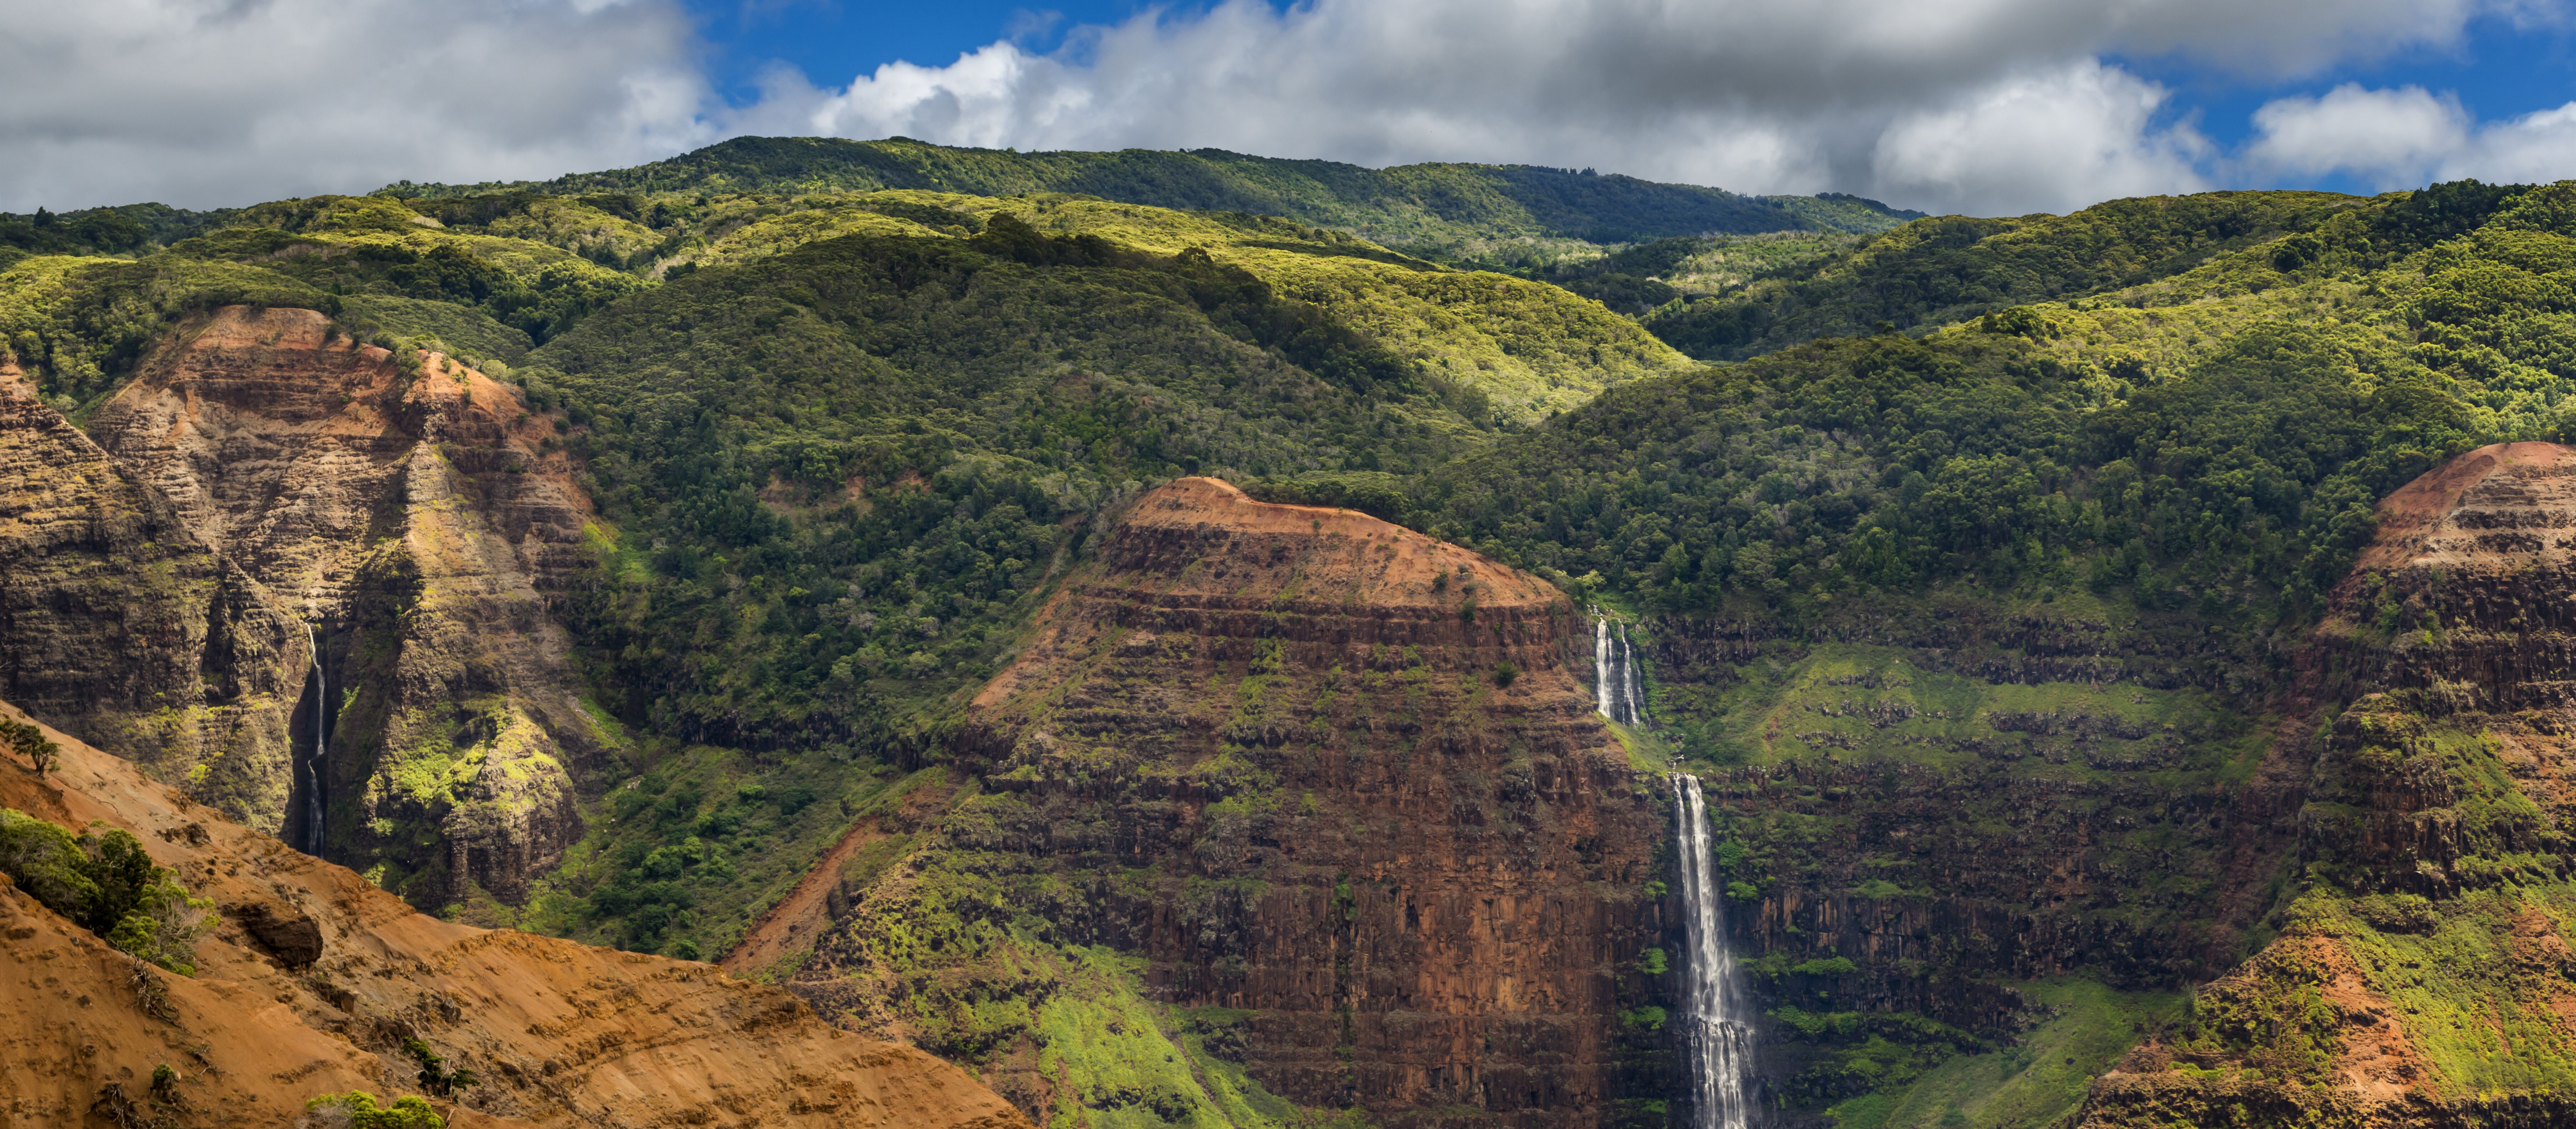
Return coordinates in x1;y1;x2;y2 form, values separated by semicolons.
0;809;213;974
304;1091;445;1129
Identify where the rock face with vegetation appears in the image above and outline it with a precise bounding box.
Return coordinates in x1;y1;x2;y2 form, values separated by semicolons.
0;699;1033;1129
2074;441;2576;1126
776;478;1671;1126
0;355;304;828
64;304;602;912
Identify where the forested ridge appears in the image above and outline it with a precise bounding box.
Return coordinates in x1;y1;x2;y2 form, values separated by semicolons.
10;137;2576;1129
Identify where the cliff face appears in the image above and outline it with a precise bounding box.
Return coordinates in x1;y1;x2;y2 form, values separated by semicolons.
2079;443;2576;1126
782;478;1672;1127
67;307;602;910
0;698;1031;1129
0;358;304;831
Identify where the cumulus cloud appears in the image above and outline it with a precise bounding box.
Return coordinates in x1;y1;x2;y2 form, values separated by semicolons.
748;0;2536;215
2250;83;2576;188
0;0;710;211
1;0;2566;217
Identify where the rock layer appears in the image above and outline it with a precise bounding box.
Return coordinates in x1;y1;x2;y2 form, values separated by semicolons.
791;478;1671;1127
0;698;1033;1129
75;306;604;908
0;358;304;829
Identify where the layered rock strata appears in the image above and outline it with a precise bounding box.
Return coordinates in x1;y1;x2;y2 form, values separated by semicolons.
791;478;1672;1127
0;359;304;828
70;307;601;907
0;698;1032;1129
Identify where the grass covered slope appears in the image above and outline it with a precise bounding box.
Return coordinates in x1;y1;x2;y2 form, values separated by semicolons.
391;135;1922;251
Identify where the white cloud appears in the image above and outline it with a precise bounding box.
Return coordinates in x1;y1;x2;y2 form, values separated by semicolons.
1873;62;2211;217
2249;83;2576;188
755;0;2541;216
0;0;2566;217
0;0;711;211
2248;85;2473;186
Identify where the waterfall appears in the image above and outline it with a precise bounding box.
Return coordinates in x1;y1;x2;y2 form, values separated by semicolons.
303;621;326;855
1594;610;1647;727
1674;774;1756;1129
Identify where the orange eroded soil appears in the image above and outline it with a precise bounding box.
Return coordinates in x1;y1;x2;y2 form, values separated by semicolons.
0;699;1031;1129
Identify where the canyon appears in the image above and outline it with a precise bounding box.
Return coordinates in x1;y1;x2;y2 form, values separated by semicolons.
8;165;2576;1129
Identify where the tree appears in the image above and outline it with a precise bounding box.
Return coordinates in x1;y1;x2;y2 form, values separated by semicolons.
0;719;56;776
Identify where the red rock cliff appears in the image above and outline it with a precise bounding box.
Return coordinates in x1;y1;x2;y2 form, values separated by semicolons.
67;306;603;909
788;478;1670;1127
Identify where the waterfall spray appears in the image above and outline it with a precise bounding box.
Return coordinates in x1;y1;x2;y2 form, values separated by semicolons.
1674;773;1756;1129
303;621;326;855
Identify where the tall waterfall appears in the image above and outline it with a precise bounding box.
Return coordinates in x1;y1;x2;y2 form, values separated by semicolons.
303;621;327;855
1674;774;1756;1129
1594;611;1648;727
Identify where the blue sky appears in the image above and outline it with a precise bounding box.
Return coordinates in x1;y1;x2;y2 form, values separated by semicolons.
5;1;2575;215
675;0;2576;210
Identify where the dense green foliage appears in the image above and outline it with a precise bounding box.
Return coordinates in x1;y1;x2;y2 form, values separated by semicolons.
389;135;1919;253
1637;185;2540;361
0;202;231;267
0;809;212;974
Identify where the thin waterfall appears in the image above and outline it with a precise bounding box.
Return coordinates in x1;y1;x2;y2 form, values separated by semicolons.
303;621;326;855
1594;610;1647;727
1621;622;1646;724
1674;774;1756;1129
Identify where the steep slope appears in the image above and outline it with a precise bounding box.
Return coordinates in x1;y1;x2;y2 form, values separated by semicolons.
775;478;1673;1127
2;300;611;915
2077;441;2576;1125
0;356;305;829
0;697;1032;1129
80;306;604;910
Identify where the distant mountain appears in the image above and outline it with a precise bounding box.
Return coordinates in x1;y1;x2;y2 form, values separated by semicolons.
385;135;1923;248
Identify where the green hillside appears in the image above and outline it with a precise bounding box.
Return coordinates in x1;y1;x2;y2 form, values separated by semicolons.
1635;182;2530;360
387;135;1922;251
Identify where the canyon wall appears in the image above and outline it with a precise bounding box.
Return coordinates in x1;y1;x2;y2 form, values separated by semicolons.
2078;442;2576;1126
781;478;1677;1128
0;357;306;830
7;306;606;910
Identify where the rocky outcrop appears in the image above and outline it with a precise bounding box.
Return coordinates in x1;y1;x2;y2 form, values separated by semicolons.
0;697;1033;1129
0;358;305;829
74;307;603;909
788;478;1671;1127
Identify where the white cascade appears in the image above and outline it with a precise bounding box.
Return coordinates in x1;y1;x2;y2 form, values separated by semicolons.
1674;773;1756;1129
1594;610;1647;727
303;621;327;855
